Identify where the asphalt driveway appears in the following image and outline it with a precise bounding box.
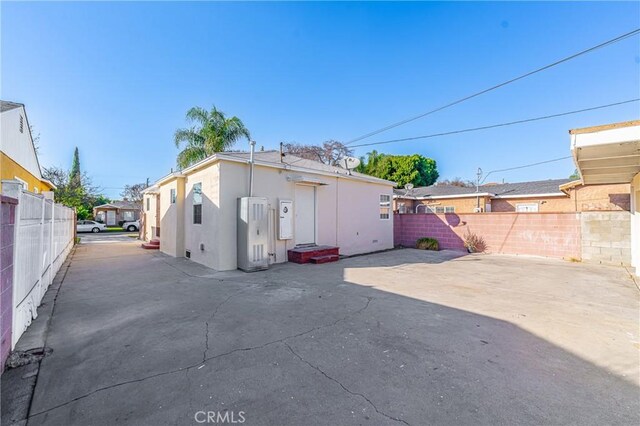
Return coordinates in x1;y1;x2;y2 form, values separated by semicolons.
4;239;639;425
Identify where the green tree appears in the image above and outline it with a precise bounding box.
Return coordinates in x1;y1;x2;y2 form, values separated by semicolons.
174;106;251;169
356;152;438;188
42;166;108;220
70;147;81;185
569;169;580;180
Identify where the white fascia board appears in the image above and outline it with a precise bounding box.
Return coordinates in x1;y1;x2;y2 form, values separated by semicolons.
491;193;567;199
400;192;494;200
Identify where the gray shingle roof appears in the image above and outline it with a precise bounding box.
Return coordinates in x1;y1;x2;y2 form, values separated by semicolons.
395;178;571;199
1;100;23;113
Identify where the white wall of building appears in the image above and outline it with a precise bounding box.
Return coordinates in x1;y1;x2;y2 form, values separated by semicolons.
159;177;185;257
149;158;394;272
183;164;222;270
217;161;394;271
1;106;43;179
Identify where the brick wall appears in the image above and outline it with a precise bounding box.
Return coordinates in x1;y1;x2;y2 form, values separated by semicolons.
580;211;631;265
394;212;582;259
1;195;17;371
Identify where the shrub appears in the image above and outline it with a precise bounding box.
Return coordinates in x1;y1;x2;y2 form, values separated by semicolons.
416;237;439;251
464;231;487;253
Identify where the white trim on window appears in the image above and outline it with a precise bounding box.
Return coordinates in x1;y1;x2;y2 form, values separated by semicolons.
515;202;539;212
379;194;391;220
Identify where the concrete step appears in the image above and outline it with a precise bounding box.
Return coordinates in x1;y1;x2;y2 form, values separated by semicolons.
309;254;339;264
141;242;160;250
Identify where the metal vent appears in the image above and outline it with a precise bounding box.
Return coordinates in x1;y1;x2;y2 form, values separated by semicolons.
252;244;264;262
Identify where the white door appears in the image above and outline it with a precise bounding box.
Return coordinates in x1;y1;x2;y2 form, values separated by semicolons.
295;185;316;245
106;210;116;226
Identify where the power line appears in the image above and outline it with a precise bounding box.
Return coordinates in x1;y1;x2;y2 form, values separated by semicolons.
349;98;640;148
346;28;640;145
481;156;572;184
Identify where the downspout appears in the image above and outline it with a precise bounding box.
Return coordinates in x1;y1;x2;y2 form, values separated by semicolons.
249;140;256;197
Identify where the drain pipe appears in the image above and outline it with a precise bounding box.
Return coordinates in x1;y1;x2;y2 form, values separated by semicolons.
249;140;256;197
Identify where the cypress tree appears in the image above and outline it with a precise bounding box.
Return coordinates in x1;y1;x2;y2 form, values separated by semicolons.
70;147;81;185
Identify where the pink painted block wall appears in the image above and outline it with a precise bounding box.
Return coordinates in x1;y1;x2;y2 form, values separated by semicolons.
1;195;17;372
394;212;581;260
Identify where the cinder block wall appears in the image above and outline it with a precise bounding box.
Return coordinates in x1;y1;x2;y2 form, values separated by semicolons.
580;211;631;266
1;195;17;371
394;212;582;259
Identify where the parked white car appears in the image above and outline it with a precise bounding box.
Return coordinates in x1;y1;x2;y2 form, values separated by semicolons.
77;220;107;233
122;220;140;232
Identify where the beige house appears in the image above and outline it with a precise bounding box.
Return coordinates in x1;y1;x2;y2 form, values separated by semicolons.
143;151;395;271
394;179;630;214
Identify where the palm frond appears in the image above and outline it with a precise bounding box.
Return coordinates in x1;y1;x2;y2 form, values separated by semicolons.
177;144;208;169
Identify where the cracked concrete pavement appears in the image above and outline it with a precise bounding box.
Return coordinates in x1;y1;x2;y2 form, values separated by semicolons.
2;238;639;425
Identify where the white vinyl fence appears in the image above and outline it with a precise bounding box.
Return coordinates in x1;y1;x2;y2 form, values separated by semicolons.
3;182;75;347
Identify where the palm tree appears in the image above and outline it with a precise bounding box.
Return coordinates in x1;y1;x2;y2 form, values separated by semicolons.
174;106;251;169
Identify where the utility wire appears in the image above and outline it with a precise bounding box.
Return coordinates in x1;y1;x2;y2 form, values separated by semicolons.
346;28;640;144
349;98;640;148
480;156;572;184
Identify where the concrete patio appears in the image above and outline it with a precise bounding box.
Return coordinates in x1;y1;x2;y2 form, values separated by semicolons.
2;239;639;425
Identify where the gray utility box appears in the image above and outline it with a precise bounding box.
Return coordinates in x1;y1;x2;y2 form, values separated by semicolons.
237;197;269;272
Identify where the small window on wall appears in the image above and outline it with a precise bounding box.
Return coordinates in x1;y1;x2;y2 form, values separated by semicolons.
170;188;177;204
516;203;538;213
193;183;202;224
146;197;150;211
379;194;391;220
123;211;134;221
444;206;455;213
435;206;445;214
19;115;24;133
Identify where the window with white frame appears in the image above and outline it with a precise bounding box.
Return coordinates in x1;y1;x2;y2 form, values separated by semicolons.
170;188;176;204
379;194;391;219
516;203;538;212
146;197;150;211
123;211;134;221
444;206;455;213
193;183;202;224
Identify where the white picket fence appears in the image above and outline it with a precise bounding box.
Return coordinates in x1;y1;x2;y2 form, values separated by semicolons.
5;183;75;347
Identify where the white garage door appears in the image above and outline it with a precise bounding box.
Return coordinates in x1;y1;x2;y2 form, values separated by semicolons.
295;185;316;245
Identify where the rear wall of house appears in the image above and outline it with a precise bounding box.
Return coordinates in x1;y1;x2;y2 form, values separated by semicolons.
216;161;394;271
490;196;573;212
571;183;631;211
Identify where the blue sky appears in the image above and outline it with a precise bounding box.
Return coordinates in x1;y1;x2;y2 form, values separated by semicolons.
2;1;639;198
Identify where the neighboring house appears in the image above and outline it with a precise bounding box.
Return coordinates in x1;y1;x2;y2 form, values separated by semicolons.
0;101;55;193
394;178;630;214
143;150;395;271
93;200;141;225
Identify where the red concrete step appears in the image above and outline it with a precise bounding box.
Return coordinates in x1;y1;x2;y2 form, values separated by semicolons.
141;241;160;250
149;239;160;245
288;245;339;264
309;254;339;264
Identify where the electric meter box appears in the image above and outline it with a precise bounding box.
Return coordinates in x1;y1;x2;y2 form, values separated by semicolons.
279;199;293;240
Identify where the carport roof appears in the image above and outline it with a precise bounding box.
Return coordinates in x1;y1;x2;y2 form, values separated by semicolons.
570;120;640;185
